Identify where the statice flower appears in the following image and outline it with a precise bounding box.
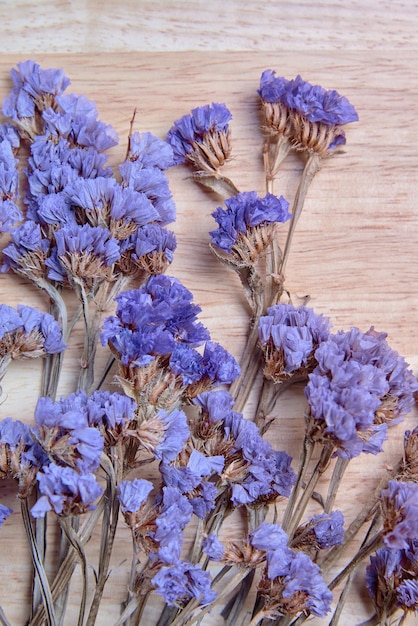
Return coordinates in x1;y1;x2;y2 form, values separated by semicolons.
0;503;12;526
380;480;418;550
34;392;104;473
118;478;153;514
210;191;290;262
0;139;21;233
259;70;358;155
151;560;216;607
152;486;193;564
127;131;175;170
120;162;176;226
305;327;418;458
161;449;223;519
250;522;332;618
43;92;118;152
31;462;103;518
0;304;66;362
167;102;232;173
137;408;190;463
258;303;331;382
118;223;177;277
85;390;136;445
397;580;418;610
52;223;120;286
1;220;50;278
202;534;225;560
293;510;344;550
2;60;71;126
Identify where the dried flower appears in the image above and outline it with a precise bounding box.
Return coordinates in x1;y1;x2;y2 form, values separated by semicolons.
30;462;103;517
258;303;331;382
381;480;418;550
167;102;232;173
210;191;290;263
118;478;153;514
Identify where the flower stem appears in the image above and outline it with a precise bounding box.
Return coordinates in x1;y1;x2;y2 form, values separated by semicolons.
285;441;335;539
328;532;383;592
281;434;315;533
323;456;350;514
21;497;57;626
59;517;88;626
279;153;322;276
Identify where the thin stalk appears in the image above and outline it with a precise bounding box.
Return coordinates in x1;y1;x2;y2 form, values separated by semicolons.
29;496;105;626
285;441;335;539
323;456;350;514
59;517;88;626
279;153;321;276
85;453;120;626
328;532;383;592
319;460;401;574
263;135;292;195
327;573;353;626
21;498;57;626
281;435;316;533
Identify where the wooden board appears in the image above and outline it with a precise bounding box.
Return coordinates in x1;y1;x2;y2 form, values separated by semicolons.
0;49;417;625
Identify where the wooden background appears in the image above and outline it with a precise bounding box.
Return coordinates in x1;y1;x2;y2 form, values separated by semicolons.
0;2;417;625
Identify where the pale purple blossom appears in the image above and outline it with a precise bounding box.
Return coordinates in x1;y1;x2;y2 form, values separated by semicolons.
31;463;103;518
167;102;232;165
308;510;345;548
210;191;290;253
202;534;224;560
397;579;418;609
381;480;418;550
118;478;153;514
127;131;175;170
153;409;190;463
152;560;216;606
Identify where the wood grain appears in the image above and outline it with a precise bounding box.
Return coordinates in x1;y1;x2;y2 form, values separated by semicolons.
0;45;417;625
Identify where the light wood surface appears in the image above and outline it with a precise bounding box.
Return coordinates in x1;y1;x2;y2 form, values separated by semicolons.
0;2;418;625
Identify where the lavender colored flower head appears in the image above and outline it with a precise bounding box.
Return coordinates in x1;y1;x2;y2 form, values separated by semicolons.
202;533;224;560
30;463;103;518
294;510;344;550
250;522;289;553
210;191;290;257
304;327;415;458
193;389;235;423
0;139;21;233
34;392;104;473
86;390;136;431
118;478;153;514
167;102;232;171
397;579;418;610
1;220;50;277
153;486;193;564
202;341;241;385
3;60;70;122
284;74;359;126
259;303;331;382
151;560;216;607
0;503;13;526
119;163;176;226
152;409;190;463
127;131;175;170
381;480;418;550
281;551;333;617
258;70;291;104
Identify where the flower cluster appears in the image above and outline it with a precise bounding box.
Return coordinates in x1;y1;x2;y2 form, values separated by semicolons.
210;191;291;263
258;302;331;382
101;274;240;407
167;102;232;173
1;60;177;297
258;70;359;155
305;327;418;458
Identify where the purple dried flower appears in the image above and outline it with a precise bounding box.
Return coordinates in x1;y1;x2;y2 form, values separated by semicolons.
201;341;241;385
3;60;70;122
210;191;290;256
167;102;232;167
259;303;331;382
86;390;136;430
281;551;333;617
202;534;224;560
30;463;103;518
250;522;289;552
153;409;190;463
169;344;204;385
381;480;418;550
396;579;418;609
1;220;50;277
151;560;216;607
0;139;21;233
305;327;417;458
119;163;176;226
0;503;13;526
193;389;235;423
284;74;358;126
118;478;153;514
127;131;175;170
303;510;345;549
